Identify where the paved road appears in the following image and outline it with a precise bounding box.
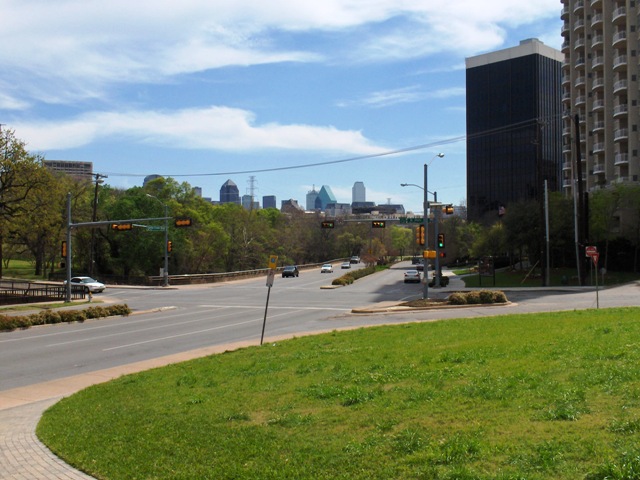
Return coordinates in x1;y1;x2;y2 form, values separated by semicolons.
1;264;638;479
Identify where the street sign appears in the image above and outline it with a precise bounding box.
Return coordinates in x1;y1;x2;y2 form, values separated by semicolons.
146;226;164;231
585;245;598;257
268;255;278;270
591;252;599;266
266;269;275;287
423;250;436;259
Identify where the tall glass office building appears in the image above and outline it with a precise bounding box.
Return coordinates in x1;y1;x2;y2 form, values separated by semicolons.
465;39;564;222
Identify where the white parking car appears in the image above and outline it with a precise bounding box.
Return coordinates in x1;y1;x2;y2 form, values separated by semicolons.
321;264;333;273
65;276;106;293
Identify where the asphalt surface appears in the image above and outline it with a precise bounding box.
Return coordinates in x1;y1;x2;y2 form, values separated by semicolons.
1;273;638;479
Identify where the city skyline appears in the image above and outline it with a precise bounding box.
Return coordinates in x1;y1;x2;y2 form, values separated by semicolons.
1;1;563;213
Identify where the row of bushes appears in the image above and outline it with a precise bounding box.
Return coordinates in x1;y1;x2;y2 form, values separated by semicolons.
0;304;131;332
448;290;508;305
331;266;378;286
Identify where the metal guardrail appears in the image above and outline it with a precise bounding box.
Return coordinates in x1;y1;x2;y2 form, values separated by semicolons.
0;280;85;305
147;259;350;286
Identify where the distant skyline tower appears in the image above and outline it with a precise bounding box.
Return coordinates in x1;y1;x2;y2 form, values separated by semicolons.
220;179;240;204
317;185;337;211
263;195;276;209
352;181;365;203
306;185;319;211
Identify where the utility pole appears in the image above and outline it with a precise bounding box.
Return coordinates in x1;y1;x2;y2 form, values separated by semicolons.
89;173;107;277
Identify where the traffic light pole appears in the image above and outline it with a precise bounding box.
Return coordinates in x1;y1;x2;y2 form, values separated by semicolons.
163;203;169;287
423;163;429;300
433;192;441;287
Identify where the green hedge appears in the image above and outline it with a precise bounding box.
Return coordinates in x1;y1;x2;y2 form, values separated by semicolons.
331;265;377;286
448;290;508;305
0;304;131;332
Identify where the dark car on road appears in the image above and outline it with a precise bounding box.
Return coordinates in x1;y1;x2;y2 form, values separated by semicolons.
282;266;299;278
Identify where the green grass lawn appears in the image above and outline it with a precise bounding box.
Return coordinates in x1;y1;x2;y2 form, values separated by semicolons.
37;307;640;479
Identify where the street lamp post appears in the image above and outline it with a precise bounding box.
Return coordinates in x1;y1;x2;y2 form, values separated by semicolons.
147;194;169;287
402;153;444;299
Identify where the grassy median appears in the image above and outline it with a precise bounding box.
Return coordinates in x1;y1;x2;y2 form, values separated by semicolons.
38;307;640;479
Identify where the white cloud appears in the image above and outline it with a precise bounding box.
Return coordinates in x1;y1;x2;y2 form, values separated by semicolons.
0;0;562;105
339;85;465;108
13;106;384;154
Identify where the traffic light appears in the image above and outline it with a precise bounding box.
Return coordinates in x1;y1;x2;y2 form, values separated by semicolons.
174;218;192;227
111;223;133;231
321;221;335;229
443;205;454;215
372;221;385;228
167;241;172;253
61;241;67;258
437;233;445;249
416;225;425;246
439;252;446;258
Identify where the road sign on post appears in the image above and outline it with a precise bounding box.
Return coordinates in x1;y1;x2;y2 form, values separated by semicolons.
585;245;598;257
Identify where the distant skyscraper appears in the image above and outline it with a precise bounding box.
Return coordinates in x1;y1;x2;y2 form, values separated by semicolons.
306;186;320;211
352;181;366;203
466;38;563;221
263;195;276;209
242;194;258;210
317;185;337;211
44;160;93;179
193;186;202;197
220;179;240;204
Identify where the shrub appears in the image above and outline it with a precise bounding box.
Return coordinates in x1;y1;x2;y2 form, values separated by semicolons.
465;291;482;304
59;310;87;323
37;310;62;324
448;292;467;305
107;304;131;316
479;290;495;304
492;291;508;303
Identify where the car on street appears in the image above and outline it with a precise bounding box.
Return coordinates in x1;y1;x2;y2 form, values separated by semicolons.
65;276;106;293
320;264;333;273
404;270;421;283
350;256;360;264
341;262;351;269
282;266;299;278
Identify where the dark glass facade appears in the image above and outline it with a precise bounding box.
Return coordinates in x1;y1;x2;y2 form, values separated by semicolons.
220;179;240;204
466;54;562;222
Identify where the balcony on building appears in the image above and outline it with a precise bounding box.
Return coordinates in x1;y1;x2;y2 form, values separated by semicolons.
591;56;604;69
563;161;572;171
563;143;573;154
576;56;586;67
614;128;629;141
592;142;605;153
614;153;629;166
612;6;626;24
592;120;605;132
563;178;573;188
575;75;586;87
590;0;601;6
613;79;628;93
592;98;605;110
592;75;604;90
563;126;572;137
612;30;627;47
562;40;570;53
574;36;585;49
591;34;603;48
613;55;627;70
591;13;603;27
562;23;570;37
573;0;585;13
615;176;630;184
593;163;605;174
576;95;586;106
613;104;628;117
574;18;585;31
562;74;571;86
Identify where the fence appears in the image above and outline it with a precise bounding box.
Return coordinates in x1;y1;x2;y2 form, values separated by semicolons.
0;280;85;305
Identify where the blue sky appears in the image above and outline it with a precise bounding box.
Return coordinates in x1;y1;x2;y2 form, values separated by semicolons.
1;0;562;213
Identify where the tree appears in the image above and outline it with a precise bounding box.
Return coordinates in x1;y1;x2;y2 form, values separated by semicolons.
0;129;51;277
389;225;413;258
